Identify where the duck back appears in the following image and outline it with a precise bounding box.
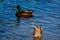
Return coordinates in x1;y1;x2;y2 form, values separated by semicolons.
33;26;42;40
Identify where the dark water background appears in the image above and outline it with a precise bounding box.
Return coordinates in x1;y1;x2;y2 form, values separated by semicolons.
0;0;60;40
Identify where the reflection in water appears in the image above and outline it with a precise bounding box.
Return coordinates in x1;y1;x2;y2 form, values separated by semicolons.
15;17;21;27
33;37;42;40
16;17;20;23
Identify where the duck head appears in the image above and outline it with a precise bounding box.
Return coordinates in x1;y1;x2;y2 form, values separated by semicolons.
16;5;21;12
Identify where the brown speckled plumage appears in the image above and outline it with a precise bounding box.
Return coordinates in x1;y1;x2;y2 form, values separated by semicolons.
33;26;42;40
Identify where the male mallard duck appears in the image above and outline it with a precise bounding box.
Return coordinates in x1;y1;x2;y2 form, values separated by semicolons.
16;5;34;18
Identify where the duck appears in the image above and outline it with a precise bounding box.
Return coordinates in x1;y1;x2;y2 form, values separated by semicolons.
16;5;34;18
33;26;42;40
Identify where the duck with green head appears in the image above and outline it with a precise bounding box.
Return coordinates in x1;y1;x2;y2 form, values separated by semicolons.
16;5;34;18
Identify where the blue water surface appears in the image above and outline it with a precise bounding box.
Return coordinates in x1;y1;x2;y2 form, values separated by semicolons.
0;0;60;40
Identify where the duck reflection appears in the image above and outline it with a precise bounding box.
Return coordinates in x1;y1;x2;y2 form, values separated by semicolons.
15;16;20;26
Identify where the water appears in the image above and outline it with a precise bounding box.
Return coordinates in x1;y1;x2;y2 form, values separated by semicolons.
0;0;60;40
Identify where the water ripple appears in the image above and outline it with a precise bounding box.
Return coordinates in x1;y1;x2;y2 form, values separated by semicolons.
0;0;60;40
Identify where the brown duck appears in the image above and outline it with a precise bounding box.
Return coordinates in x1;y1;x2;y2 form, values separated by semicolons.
16;5;34;18
33;26;42;40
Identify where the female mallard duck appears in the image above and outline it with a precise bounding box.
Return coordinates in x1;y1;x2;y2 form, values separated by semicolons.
16;5;34;18
33;26;42;40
